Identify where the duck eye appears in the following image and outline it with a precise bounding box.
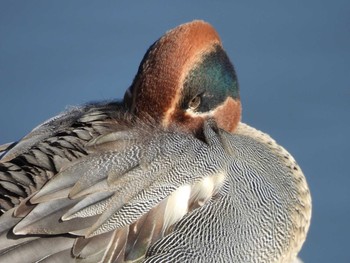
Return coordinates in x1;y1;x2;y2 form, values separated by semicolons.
188;95;201;110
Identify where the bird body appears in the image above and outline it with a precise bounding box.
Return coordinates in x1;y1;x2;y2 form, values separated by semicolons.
0;20;311;262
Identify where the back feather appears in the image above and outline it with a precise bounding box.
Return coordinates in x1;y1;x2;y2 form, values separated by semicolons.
0;109;311;262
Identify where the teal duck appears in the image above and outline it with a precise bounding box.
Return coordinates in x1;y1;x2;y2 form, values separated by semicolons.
0;20;311;262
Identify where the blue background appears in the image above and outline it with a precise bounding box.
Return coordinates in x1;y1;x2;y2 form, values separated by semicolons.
0;1;349;262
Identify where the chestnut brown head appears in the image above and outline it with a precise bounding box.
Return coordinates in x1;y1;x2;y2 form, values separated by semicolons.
124;20;241;134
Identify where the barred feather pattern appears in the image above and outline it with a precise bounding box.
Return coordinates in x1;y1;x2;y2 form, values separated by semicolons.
0;103;311;263
0;101;128;213
144;123;311;263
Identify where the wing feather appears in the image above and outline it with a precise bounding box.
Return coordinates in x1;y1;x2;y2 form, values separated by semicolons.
0;119;310;262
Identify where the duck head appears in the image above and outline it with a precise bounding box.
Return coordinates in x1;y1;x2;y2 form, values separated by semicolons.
124;20;241;135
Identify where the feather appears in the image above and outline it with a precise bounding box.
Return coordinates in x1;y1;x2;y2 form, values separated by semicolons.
0;236;75;262
13;198;98;235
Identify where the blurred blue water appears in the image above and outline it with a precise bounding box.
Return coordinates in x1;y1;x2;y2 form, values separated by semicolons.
0;1;349;262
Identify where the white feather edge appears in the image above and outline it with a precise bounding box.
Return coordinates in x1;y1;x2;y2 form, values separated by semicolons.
162;171;226;233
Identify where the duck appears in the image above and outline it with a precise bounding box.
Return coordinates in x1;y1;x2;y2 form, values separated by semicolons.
0;20;311;263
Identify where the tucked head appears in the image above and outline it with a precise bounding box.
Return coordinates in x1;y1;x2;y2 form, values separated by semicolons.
124;20;241;134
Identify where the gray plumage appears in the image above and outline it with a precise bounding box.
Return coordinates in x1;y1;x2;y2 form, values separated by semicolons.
0;19;312;263
0;101;311;263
